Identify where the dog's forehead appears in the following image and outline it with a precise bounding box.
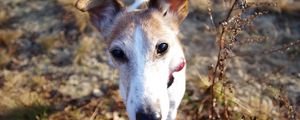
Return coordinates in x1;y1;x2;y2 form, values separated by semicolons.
107;10;165;45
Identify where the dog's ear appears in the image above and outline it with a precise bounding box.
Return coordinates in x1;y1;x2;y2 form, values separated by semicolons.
149;0;189;25
75;0;124;39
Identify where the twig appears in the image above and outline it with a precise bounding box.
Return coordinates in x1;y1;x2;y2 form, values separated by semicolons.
263;40;300;54
89;101;102;120
208;0;217;30
210;0;238;119
228;40;300;59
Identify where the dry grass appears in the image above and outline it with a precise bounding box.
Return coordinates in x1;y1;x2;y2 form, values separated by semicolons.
37;34;60;53
0;71;51;120
74;36;95;64
0;9;9;24
203;0;299;119
0;29;23;48
0;29;23;66
0;0;299;120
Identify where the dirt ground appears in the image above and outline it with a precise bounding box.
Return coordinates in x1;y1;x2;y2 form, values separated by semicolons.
0;0;299;120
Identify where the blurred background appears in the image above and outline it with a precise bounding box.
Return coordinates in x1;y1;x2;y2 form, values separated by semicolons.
0;0;299;119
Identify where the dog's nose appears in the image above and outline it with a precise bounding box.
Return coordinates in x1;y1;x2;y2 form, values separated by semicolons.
136;111;161;120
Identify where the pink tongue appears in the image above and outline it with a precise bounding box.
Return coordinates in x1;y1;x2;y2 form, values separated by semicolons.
168;60;185;88
174;61;185;72
169;60;186;79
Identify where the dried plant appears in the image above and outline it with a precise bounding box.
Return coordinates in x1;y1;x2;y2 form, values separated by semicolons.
206;0;299;119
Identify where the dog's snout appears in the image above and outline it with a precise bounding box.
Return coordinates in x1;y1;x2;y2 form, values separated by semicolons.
136;111;161;120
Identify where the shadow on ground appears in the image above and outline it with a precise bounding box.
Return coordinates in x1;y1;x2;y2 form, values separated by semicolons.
0;104;53;120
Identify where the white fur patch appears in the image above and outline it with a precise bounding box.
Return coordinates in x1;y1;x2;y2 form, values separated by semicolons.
127;0;149;12
126;26;146;120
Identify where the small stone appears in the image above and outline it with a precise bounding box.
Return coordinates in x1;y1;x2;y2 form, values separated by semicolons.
92;89;103;97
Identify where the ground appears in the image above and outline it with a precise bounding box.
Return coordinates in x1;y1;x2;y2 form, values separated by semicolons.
0;0;299;120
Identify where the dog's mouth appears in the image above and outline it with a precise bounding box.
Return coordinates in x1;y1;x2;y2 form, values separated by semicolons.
168;60;186;88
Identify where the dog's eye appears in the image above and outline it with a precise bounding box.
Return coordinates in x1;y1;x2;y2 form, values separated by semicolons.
110;48;127;61
157;43;168;55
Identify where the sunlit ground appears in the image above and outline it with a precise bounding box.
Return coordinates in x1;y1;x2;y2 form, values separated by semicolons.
0;0;299;119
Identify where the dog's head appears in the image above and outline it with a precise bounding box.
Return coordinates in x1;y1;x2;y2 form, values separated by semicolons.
76;0;188;119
